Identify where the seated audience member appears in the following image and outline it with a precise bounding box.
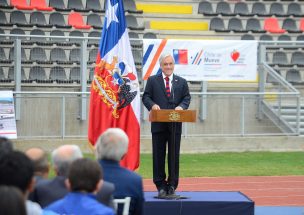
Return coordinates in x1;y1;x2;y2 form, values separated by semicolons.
32;144;115;208
0;151;51;215
0;185;26;215
95;128;144;215
25;147;50;183
0;137;13;158
46;158;115;215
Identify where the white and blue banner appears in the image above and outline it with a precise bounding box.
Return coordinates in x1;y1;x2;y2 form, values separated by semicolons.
143;39;258;81
0;91;17;139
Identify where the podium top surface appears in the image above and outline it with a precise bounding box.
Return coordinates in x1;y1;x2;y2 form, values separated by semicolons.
149;109;196;123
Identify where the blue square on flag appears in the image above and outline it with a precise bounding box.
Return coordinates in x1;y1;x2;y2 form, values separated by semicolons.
173;49;188;65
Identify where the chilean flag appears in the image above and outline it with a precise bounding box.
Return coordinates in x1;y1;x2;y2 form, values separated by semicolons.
88;0;140;170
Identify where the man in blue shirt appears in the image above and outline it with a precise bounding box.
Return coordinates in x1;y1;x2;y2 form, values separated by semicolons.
46;158;114;215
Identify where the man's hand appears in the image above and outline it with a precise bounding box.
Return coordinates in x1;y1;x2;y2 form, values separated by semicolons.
175;106;183;110
152;104;160;110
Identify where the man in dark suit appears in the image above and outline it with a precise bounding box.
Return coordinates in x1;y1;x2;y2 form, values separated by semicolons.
30;145;115;209
95;128;144;215
142;53;191;198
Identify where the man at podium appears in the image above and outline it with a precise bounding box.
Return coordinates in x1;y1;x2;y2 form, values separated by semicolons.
142;53;191;198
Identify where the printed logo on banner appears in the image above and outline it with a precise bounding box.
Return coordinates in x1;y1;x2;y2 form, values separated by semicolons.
173;49;188;64
203;51;222;65
230;49;245;64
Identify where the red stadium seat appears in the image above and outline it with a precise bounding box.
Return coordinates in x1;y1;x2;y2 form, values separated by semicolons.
11;0;34;10
30;0;53;11
264;17;286;33
68;12;91;29
300;18;304;32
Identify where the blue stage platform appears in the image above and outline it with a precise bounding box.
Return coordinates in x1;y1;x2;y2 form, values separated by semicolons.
144;191;254;215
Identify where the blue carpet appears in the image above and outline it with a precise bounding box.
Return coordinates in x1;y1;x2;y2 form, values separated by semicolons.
255;206;304;215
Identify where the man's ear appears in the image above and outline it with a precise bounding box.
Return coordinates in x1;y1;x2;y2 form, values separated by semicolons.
65;179;71;191
95;179;103;193
28;177;36;192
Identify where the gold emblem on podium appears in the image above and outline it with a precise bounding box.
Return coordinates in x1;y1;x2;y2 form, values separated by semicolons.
168;111;180;121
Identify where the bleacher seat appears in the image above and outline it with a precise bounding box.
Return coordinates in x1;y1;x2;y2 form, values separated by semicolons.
29;66;48;83
216;1;235;16
272;51;290;67
30;0;53;11
129;32;142;48
291;52;304;67
30;11;52;28
246;18;266;33
67;0;89;12
132;49;142;66
269;2;288;17
69;30;84;45
198;1;217;16
30;47;50;64
86;0;104;13
89;48;98;63
282;18;302;33
143;32;157;39
10;11;33;27
88;31;100;46
296;35;304;45
49;12;72;28
9;47;27;62
10;28;26;41
241;34;255;40
50;47;70;64
49;66;68;83
234;2;252;17
69;67;80;83
0;47;10;64
228;18;247;33
264;17;286;33
29;29;49;45
8;66;27;82
87;13;102;29
251;2;271;17
50;29;69;45
278;35;291;41
11;0;34;10
0;67;6;82
299;18;304;31
0;0;13;9
88;68;94;83
126;15;145;31
69;48;80;63
68;12;91;29
210;17;229;32
49;0;70;11
266;70;281;84
286;69;302;83
124;0;143;14
0;10;13;27
287;3;303;17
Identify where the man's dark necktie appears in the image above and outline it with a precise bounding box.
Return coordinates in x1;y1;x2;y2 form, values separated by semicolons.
165;77;171;97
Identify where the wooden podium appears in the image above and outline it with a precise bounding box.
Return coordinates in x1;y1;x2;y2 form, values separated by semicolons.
149;109;196;123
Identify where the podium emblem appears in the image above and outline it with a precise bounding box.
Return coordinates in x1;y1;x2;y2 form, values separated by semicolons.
169;111;181;121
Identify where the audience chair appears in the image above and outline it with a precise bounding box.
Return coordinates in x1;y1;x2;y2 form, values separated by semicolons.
210;17;229;32
278;35;291;41
124;0;143;14
69;48;80;63
241;34;255;40
11;0;34;10
30;47;50;64
0;67;6;82
49;0;70;11
286;69;302;84
50;29;68;45
113;197;131;215
10;11;33;27
69;30;84;45
29;29;48;45
87;13;103;29
49;66;68;83
299;18;304;32
9;47;27;63
10;28;26;41
0;0;14;9
198;1;217;16
216;1;235;16
67;0;89;12
251;2;271;17
50;12;72;29
0;10;13;27
269;2;288;17
228;18;247;33
272;51;290;67
126;15;145;31
282;18;302;33
69;67;81;83
8;66;27;82
296;35;304;46
88;48;98;63
143;32;157;39
50;47;70;65
287;3;302;17
86;0;104;12
246;18;266;33
30;0;53;11
266;70;281;84
29;66;48;83
129;32;142;48
259;34;273;41
0;47;10;64
234;2;252;17
88;31;100;46
68;12;91;29
264;17;286;33
30;11;52;28
132;49;142;66
291;51;304;67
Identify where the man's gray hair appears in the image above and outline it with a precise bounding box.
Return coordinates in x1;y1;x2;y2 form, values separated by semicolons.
95;128;129;162
51;145;83;177
159;52;175;65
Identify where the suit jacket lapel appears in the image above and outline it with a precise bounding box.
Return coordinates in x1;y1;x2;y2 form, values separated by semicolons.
157;74;168;98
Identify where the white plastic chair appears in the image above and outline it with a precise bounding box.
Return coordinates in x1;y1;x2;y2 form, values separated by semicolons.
113;197;131;215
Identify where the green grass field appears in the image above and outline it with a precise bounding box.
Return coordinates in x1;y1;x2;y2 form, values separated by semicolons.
49;152;304;179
